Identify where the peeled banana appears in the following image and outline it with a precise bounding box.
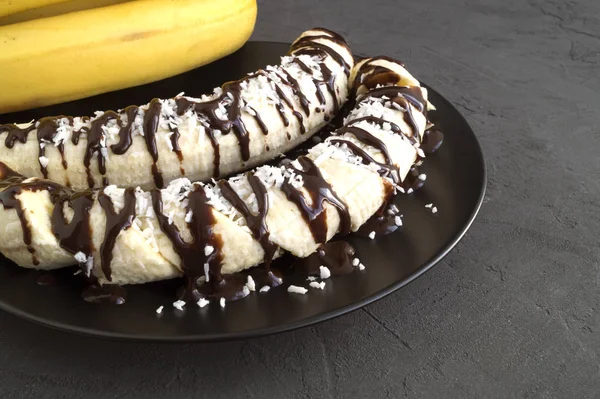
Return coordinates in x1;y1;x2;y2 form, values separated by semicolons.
0;0;257;114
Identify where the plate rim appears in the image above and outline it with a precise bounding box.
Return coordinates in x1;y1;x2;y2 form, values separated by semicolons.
0;42;487;343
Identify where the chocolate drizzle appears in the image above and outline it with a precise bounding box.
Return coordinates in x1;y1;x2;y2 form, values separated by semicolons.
51;191;94;258
281;156;351;243
336;126;393;165
97;187;137;282
143;99;164;188
330;138;399;184
151;185;223;302
0;181;39;265
36;117;69;179
85;111;118;188
291;32;351;76
110;106;139;155
0;123;35;148
346;115;419;146
280;69;312;116
218;173;278;275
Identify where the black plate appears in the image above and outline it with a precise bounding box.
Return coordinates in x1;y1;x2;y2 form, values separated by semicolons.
0;42;486;342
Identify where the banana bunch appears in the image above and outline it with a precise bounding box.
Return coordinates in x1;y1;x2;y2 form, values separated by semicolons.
0;0;257;114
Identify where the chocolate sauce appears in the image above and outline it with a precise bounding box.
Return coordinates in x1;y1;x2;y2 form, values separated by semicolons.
51;192;94;265
71;116;90;146
421;129;444;154
296;241;355;276
280;69;311;116
168;127;186;175
0;180;40;265
336;126;392;165
346;115;419;146
281;156;351;243
110;106;139;155
85;111;118;188
37;117;69;178
176;81;250;175
218;173;278;272
291;34;351;76
143;99;164;188
151;185;223;302
0;123;35;148
329;139;399;184
359;86;426;113
82;284;127;305
262;72;305;133
97;187;136;282
247;106;268;134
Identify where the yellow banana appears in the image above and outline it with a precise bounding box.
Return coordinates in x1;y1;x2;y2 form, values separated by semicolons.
0;0;133;25
0;0;257;114
0;0;72;18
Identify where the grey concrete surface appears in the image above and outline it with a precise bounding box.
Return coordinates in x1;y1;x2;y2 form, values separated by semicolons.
1;0;599;397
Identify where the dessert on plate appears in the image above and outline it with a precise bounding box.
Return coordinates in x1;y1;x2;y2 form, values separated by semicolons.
0;30;443;307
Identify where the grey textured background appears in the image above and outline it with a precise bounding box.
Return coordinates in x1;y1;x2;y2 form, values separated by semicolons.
1;0;599;397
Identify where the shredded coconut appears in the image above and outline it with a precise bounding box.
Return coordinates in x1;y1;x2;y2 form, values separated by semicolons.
197;298;210;308
287;285;308;295
173;300;186;310
38;156;49;168
319;265;331;279
247;276;256;292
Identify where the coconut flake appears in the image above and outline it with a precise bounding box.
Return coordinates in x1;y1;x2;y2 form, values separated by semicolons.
309;281;326;290
259;286;270;293
369;231;376;240
197;298;210;308
220;297;226;308
287;285;308;295
173;300;186;310
247;276;256;292
156;306;164;314
319;265;331;279
38;156;49;168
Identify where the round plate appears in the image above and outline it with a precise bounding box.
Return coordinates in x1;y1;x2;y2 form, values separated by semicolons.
0;42;486;342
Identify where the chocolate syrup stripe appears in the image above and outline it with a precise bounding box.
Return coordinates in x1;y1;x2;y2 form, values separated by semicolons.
151;185;223;301
0;39;348;189
218;174;278;272
281;156;351;244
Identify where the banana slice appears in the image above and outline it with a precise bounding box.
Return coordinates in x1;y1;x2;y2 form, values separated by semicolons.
0;56;435;299
0;28;353;190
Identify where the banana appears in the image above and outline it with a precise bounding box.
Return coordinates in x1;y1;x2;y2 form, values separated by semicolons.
0;0;132;26
0;0;257;114
0;28;353;190
0;57;437;299
0;0;72;18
